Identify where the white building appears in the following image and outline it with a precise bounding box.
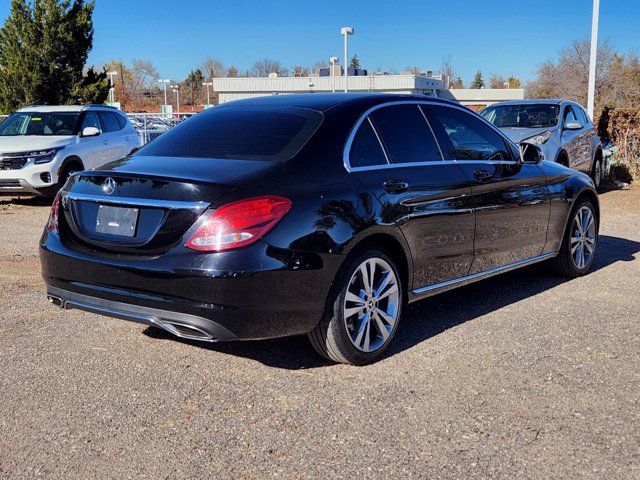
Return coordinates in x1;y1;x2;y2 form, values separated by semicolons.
211;74;524;107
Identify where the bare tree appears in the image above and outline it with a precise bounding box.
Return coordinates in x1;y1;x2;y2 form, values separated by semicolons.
201;58;225;79
226;66;239;78
292;65;310;77
489;74;507;89
250;59;289;77
527;40;615;107
309;60;327;75
104;58;159;109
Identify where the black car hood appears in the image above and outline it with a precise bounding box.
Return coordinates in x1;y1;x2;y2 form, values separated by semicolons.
96;155;284;186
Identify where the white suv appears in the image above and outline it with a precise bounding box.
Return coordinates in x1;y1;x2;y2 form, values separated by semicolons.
0;105;142;196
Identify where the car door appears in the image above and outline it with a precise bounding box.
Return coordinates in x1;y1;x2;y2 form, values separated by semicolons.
560;104;588;172
574;104;597;172
424;104;550;274
78;111;107;168
98;111;126;162
345;102;476;289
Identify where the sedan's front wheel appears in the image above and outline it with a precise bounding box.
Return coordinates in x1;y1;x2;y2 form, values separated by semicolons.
309;249;403;365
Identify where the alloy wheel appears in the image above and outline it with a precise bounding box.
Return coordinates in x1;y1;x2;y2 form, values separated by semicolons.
594;160;602;188
571;206;596;269
343;257;400;353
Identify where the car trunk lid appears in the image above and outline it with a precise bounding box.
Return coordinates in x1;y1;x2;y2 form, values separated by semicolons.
59;156;283;255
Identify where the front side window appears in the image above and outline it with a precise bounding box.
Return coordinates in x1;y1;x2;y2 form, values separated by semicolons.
0;112;79;136
349;119;388;168
81;112;102;132
426;105;512;161
369;104;442;164
563;106;578;125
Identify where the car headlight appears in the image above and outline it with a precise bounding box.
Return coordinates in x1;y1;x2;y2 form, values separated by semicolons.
522;131;552;146
29;147;64;165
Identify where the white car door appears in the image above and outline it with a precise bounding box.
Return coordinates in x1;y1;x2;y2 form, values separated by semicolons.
98;111;127;162
78;112;108;168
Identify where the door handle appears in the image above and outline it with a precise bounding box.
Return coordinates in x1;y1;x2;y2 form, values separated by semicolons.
472;169;494;181
383;180;410;193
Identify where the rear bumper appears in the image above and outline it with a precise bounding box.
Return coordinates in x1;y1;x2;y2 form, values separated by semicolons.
40;231;342;341
47;285;237;341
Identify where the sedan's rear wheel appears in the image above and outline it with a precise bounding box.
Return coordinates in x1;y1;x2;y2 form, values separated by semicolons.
308;249;402;365
551;198;598;277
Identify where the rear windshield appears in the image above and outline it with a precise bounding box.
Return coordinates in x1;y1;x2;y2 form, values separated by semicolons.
137;106;323;161
481;104;559;128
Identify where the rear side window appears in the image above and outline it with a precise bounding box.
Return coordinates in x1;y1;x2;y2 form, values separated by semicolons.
115;113;128;129
349;119;388;168
137;106;323;161
98;112;122;132
425;105;512;161
370;104;442;164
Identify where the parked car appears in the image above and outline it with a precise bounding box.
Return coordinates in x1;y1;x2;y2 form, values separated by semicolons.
40;94;599;365
0;105;141;196
480;99;604;189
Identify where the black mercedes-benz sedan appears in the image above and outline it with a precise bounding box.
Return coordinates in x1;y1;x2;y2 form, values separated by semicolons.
40;94;599;365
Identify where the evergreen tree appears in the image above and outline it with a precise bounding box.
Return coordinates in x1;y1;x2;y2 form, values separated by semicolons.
349;55;360;70
0;0;108;112
470;70;484;89
184;69;205;106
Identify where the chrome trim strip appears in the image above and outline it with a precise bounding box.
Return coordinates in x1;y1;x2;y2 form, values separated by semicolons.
409;252;556;301
343;99;521;173
368;116;391;165
65;191;209;210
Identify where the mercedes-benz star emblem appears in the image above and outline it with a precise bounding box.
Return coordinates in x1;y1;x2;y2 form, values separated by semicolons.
102;177;116;195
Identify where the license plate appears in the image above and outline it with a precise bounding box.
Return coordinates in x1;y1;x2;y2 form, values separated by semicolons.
96;205;139;237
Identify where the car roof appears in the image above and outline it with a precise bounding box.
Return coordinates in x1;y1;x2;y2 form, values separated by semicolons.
486;99;565;107
17;105;120;113
215;92;462;112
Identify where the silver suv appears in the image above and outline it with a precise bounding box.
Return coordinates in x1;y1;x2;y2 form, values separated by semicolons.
0;105;141;197
481;99;603;188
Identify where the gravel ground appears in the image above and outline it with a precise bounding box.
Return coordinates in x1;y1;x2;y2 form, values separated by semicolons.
0;188;639;479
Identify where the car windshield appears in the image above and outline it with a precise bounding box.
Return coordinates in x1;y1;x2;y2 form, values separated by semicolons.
481;104;559;128
0;111;80;136
136;106;323;161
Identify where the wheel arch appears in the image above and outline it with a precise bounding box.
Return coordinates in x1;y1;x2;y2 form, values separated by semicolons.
58;155;84;177
555;149;569;166
342;230;413;299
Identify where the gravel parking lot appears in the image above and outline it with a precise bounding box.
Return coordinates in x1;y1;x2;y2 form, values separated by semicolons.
0;187;639;479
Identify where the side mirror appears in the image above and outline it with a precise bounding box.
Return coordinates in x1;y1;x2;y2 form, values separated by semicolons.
520;143;544;164
564;122;583;131
82;126;100;137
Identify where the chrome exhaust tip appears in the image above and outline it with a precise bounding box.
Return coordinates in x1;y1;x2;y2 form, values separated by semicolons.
47;295;65;308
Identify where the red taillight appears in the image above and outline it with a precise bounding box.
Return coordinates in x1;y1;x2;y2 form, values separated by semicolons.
185;195;292;252
46;191;61;232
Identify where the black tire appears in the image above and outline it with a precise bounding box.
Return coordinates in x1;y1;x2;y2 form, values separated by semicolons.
551;198;598;277
308;248;403;365
591;154;603;190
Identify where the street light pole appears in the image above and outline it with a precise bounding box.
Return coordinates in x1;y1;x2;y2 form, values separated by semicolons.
159;79;170;110
329;57;338;93
172;85;180;113
587;0;600;120
107;71;118;103
202;82;212;106
340;27;354;93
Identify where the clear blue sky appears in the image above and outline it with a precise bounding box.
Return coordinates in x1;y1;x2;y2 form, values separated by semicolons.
1;0;639;83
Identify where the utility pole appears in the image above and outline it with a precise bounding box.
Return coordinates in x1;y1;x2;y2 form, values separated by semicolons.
587;0;600;120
